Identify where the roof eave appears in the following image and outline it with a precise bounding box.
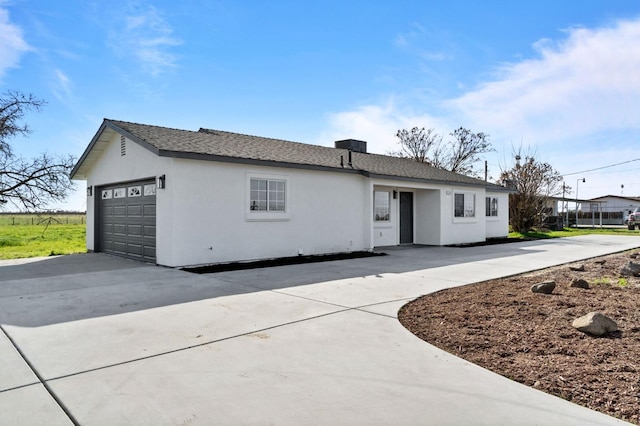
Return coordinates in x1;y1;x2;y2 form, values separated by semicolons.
70;119;161;180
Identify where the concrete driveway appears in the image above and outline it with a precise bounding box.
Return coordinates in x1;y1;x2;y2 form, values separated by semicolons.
1;235;639;425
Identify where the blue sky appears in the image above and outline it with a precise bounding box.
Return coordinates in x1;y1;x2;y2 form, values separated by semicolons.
2;0;640;211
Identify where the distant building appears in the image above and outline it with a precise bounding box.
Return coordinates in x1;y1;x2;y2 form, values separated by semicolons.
580;195;640;225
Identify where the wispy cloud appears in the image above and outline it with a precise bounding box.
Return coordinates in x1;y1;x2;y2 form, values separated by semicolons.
0;5;30;81
446;17;640;145
395;22;452;62
108;3;181;77
325;17;640;160
51;69;72;102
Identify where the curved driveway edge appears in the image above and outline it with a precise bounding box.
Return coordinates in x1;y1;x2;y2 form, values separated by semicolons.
1;235;638;425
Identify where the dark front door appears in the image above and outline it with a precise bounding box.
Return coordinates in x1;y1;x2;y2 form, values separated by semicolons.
400;192;413;244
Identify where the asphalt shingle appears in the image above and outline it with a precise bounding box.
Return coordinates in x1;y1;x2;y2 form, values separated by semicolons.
106;119;506;189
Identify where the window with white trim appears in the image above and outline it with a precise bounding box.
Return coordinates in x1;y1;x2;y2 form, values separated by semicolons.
374;191;390;221
250;178;286;212
486;196;498;217
454;192;475;218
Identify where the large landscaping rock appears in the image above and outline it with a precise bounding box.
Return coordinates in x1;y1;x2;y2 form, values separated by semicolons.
620;261;640;277
569;264;586;272
570;278;590;289
531;281;555;294
572;312;618;336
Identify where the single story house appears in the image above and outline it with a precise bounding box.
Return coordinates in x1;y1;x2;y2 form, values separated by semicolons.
71;119;512;267
581;195;640;215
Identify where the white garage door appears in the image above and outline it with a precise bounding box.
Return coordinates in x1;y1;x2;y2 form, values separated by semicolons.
98;180;156;262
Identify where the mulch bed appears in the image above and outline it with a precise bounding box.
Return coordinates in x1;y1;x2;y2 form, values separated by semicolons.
398;250;640;424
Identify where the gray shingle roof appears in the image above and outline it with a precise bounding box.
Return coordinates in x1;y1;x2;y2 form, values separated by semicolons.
73;119;509;191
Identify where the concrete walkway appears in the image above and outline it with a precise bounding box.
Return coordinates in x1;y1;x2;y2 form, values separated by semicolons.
1;235;638;425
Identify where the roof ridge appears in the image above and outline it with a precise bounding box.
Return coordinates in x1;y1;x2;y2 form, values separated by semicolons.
106;118;199;134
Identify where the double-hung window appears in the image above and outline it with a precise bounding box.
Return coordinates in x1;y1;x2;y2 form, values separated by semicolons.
250;178;286;212
454;192;476;218
486;196;498;217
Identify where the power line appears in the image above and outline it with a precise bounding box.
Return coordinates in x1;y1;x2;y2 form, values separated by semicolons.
563;158;640;176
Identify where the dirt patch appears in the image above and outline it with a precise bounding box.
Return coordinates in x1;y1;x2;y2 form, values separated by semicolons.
399;250;640;424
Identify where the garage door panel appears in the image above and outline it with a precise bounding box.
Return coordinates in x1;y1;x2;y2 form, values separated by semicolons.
144;247;156;258
128;224;142;236
127;243;143;256
98;179;156;263
113;224;127;235
143;204;156;216
144;225;156;237
113;241;127;254
113;205;127;217
127;204;143;216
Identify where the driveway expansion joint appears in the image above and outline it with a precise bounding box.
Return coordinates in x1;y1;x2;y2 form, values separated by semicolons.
0;324;80;426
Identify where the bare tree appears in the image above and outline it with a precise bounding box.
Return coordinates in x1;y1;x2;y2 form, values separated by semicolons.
0;91;75;210
498;148;564;232
442;127;492;176
390;126;492;178
388;127;442;163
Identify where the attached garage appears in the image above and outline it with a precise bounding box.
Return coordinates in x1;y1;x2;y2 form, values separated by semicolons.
97;179;157;262
71;119;512;267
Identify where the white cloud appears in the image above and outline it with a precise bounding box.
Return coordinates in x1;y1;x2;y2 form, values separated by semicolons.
317;100;450;155
446;18;640;145
108;3;181;77
0;6;30;81
51;69;72;101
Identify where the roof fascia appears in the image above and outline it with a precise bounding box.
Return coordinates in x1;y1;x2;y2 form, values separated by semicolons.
70;120;109;179
70;120;161;179
159;149;502;189
103;120;161;156
366;172;501;190
158;150;363;175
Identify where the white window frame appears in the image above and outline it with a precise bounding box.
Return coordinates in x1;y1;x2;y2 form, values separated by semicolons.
246;173;291;221
453;191;476;222
486;196;499;218
373;191;391;222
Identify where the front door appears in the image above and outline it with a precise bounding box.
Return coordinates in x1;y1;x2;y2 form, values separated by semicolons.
400;192;414;244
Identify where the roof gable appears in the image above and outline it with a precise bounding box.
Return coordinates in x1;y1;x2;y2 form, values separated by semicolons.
72;119;510;191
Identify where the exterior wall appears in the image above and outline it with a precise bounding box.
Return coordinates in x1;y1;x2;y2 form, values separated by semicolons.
84;133;171;259
438;186;486;245
485;191;510;239
578;197;636;226
165;158;368;267
82;131;510;265
371;184;441;246
583;197;638;214
370;180;505;247
414;189;441;245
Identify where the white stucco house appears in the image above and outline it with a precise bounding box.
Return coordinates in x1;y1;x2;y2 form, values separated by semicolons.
71;119;512;267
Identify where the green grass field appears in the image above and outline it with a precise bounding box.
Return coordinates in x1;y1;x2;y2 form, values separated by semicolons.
0;214;87;260
509;227;636;239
